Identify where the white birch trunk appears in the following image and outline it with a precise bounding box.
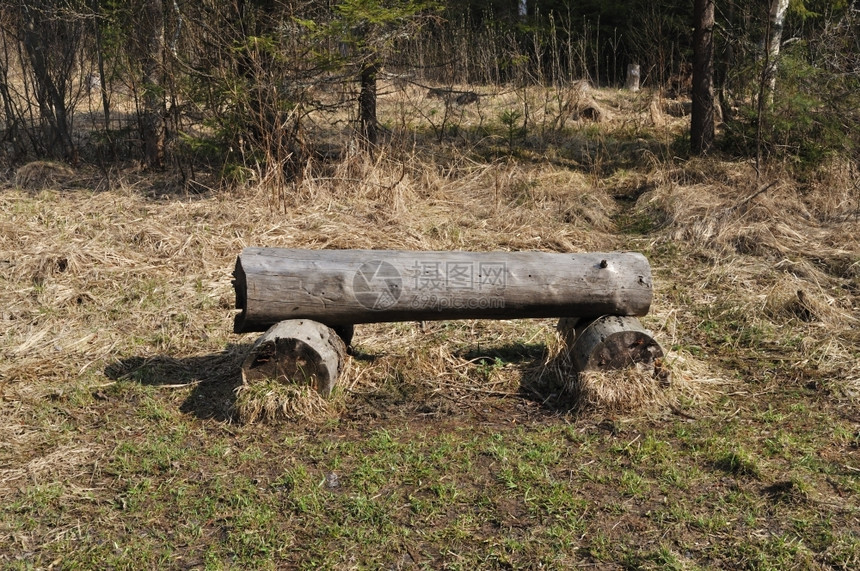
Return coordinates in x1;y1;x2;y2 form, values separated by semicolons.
766;0;790;104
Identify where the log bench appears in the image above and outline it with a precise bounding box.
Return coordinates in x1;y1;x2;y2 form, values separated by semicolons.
233;247;663;396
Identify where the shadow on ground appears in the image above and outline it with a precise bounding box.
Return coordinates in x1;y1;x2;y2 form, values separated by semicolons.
104;341;578;423
104;344;250;422
460;341;576;410
457;342;546;365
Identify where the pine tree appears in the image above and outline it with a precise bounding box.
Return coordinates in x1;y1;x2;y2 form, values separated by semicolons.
691;0;715;155
319;0;441;151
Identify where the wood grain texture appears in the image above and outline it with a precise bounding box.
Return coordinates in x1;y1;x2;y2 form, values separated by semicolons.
234;248;653;333
558;315;663;372
241;319;346;396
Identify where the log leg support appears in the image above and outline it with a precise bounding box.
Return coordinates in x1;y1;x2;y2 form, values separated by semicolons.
558;315;664;372
239;316;661;398
241;319;347;397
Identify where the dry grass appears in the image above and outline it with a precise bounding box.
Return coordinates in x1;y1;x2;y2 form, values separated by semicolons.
763;276;856;328
234;381;336;424
1;83;859;569
571;364;674;413
536;319;730;414
13;161;77;191
642;159;860;268
0;443;102;500
570;349;732;413
1;82;856;454
627;154;859;403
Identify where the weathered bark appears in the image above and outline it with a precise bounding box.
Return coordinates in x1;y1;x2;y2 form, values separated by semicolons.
691;0;715;155
141;0;165;168
558;315;663;372
242;319;347;397
233;248;654;333
359;60;379;149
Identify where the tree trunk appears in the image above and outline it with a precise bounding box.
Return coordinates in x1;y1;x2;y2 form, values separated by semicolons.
765;0;790;106
691;0;715;155
18;1;78;161
91;0;111;134
359;60;378;150
233;248;654;333
142;0;165;168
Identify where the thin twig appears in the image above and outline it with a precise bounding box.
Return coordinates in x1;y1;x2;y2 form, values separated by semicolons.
730;181;778;213
670;404;698;420
155;381;202;389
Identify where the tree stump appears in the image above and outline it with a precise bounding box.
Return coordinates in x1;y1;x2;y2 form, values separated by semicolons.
242;320;347;397
649;99;667;128
626;64;640;91
558;315;663;372
577;99;606;122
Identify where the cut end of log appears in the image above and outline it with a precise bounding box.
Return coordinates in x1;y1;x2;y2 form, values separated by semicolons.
579;102;604;121
233;257;249;333
241;320;346;397
557;315;671;412
559;315;664;373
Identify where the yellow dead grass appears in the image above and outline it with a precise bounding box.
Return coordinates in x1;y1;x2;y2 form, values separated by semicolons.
534;320;731;414
0;443;102;498
235;381;335;424
631;155;858;401
568;350;732;414
1;85;857;437
14;161;77;191
641;161;860;271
